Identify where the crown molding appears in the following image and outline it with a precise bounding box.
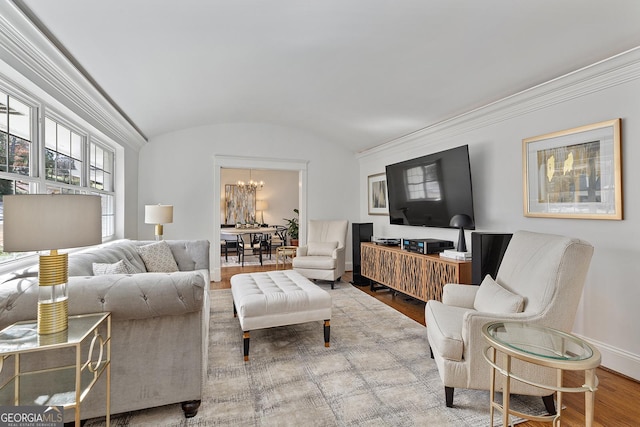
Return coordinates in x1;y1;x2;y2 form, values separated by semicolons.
357;46;640;160
0;2;146;150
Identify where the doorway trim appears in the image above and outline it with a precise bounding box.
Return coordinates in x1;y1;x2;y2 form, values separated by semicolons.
212;155;308;281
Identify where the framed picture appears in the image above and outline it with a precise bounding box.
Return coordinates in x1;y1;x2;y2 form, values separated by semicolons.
224;184;256;224
522;118;622;220
368;173;388;215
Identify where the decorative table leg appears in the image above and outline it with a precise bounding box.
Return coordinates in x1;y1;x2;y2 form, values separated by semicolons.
585;368;597;427
324;320;330;347
243;331;250;361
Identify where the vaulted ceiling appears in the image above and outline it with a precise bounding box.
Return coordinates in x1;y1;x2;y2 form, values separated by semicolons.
14;0;640;152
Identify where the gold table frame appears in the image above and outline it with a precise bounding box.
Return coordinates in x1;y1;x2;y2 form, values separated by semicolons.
0;313;111;426
276;246;298;269
482;322;600;427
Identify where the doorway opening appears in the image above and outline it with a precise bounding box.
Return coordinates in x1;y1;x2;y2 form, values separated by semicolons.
212;155;308;281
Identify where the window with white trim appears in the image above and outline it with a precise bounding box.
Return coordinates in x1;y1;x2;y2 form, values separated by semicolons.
0;82;118;266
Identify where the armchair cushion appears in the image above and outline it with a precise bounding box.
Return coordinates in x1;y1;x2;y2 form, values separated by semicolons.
307;241;338;256
474;275;524;314
425;301;470;361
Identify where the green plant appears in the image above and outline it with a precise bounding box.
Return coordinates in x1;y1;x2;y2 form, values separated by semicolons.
283;208;299;240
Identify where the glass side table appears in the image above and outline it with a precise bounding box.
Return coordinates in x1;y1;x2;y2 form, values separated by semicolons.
482;321;600;427
0;313;111;426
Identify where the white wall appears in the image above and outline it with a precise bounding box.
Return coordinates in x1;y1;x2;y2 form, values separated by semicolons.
137;122;359;280
357;48;640;379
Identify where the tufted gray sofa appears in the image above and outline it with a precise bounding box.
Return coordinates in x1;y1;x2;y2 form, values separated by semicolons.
0;239;210;421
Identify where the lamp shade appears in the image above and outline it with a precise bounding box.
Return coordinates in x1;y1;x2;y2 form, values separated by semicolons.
449;214;474;229
449;214;474;253
3;194;102;252
256;200;269;211
145;204;173;224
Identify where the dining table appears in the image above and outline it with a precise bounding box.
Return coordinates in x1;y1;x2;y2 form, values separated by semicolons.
220;226;278;265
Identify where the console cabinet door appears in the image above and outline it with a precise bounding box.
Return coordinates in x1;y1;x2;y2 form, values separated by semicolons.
361;243;471;302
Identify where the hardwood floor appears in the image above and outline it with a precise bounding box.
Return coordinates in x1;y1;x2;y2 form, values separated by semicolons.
215;265;640;426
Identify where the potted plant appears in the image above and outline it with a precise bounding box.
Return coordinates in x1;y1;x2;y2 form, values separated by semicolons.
283;208;299;246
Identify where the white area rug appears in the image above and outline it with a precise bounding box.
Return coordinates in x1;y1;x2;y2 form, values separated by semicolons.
85;283;547;426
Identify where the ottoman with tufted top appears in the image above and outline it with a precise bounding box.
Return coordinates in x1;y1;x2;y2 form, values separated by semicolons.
230;270;332;361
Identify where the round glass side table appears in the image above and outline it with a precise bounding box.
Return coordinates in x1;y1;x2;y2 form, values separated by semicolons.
482;321;601;427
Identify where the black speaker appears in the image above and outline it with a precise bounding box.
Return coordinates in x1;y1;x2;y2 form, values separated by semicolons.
471;232;513;285
351;223;373;286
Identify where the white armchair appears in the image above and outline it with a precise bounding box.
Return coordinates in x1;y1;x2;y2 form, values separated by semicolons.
293;219;349;289
425;230;594;410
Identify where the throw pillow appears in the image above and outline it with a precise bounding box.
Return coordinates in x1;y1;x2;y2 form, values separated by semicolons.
136;241;179;273
93;260;129;275
474;275;525;314
307;241;338;256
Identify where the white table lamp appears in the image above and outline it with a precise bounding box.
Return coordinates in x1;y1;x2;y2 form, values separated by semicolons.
3;194;102;335
256;200;269;225
145;204;173;240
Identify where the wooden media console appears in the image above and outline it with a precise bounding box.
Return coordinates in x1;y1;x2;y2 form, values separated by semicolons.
360;242;472;302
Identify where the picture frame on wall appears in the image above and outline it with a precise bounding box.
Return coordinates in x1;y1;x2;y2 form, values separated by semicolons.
522;118;622;220
225;184;257;224
368;173;388;215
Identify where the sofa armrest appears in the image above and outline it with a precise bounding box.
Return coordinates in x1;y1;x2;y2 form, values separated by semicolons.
69;271;206;320
297;246;308;256
442;283;479;308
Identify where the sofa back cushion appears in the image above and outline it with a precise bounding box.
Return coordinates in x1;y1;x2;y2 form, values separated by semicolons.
68;240;147;276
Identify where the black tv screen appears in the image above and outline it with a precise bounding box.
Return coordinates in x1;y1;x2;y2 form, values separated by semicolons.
385;145;475;228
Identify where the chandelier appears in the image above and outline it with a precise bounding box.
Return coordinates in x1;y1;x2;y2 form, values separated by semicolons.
237;169;264;191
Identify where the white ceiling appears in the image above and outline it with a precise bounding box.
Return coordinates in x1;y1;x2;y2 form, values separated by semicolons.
15;0;640;153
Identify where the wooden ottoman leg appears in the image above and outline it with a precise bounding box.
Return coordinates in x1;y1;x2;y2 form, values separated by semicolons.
243;331;250;361
324;320;330;347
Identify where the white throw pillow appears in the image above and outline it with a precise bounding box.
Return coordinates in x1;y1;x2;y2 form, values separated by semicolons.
136;241;179;273
93;260;129;275
474;275;524;314
307;241;338;256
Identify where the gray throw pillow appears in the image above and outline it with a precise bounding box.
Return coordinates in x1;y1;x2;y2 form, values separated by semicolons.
93;260;129;275
136;241;179;273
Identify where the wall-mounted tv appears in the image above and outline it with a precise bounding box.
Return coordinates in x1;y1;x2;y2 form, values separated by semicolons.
385;145;475;228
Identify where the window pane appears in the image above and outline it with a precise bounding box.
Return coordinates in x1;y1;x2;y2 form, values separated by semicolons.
93;145;104;168
71;132;82;159
103;171;112;191
0;132;7;172
8;97;30;141
9;135;29;176
104;150;113;173
57;124;71;156
70;159;82;186
45;117;57;149
0;92;7;134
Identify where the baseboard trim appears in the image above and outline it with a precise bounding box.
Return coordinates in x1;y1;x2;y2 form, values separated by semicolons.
574;332;640;381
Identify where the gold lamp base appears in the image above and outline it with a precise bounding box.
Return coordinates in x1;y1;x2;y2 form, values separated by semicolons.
155;224;164;240
38;250;69;335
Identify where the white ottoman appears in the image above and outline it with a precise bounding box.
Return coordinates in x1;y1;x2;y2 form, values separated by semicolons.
230;270;332;361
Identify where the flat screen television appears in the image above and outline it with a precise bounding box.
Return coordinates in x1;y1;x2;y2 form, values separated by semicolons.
385;145;475;228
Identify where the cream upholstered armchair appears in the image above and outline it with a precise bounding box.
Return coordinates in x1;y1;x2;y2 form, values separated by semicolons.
425;230;594;410
293;219;349;289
